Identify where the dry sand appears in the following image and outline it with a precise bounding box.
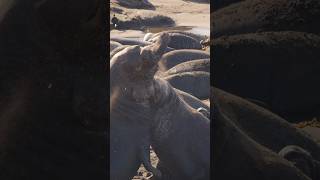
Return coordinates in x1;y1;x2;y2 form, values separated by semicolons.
110;0;210;38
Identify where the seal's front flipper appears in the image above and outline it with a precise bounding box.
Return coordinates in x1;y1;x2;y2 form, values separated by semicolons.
139;144;162;179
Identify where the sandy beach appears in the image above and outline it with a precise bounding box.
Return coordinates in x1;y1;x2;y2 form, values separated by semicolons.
110;0;210;38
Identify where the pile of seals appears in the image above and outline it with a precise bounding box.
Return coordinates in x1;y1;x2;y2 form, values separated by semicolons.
110;32;210;180
212;0;320;179
212;0;320;121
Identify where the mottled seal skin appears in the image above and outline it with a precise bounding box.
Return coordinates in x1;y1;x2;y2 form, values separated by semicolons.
163;58;210;76
212;0;320;38
0;0;107;179
110;33;210;180
213;100;311;180
110;40;122;52
213;88;320;162
150;32;202;49
213;31;320;121
279;145;320;180
159;49;210;71
110;34;171;180
164;71;210;100
151;79;210;180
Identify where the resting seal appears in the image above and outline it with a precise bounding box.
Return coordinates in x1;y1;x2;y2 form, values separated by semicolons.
164;71;210;100
213;31;320;121
212;0;320;38
162;58;210;76
159;49;210;71
149;32;202;49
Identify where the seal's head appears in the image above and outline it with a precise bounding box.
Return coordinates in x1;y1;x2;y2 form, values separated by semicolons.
110;33;170;105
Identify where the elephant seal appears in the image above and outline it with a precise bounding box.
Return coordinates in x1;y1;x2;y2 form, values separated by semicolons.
110;40;122;52
110;33;210;179
111;37;152;46
175;88;210;111
144;31;206;42
159;49;210;71
213;31;320;121
163;58;210;76
151;79;210;180
110;43;174;59
149;32;202;49
164;71;210;100
279;145;320;180
110;34;172;180
213;100;311;180
110;45;130;59
213;87;320;162
212;0;320;38
0;0;107;179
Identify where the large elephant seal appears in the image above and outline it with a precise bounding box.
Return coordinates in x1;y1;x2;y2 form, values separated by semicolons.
213;87;320;162
162;58;210;76
111;37;152;46
110;34;172;180
0;0;107;179
213;31;320;121
110;33;210;179
144;31;206;42
213;100;311;180
149;32;202;49
110;44;174;60
212;0;320;37
164;71;210;100
159;49;210;71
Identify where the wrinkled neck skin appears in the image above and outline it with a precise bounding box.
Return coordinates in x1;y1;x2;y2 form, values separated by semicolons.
150;78;210;179
149;78;181;140
110;84;154;126
110;83;155;180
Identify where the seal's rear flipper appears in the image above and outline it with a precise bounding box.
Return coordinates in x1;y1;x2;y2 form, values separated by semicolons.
139;143;162;179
